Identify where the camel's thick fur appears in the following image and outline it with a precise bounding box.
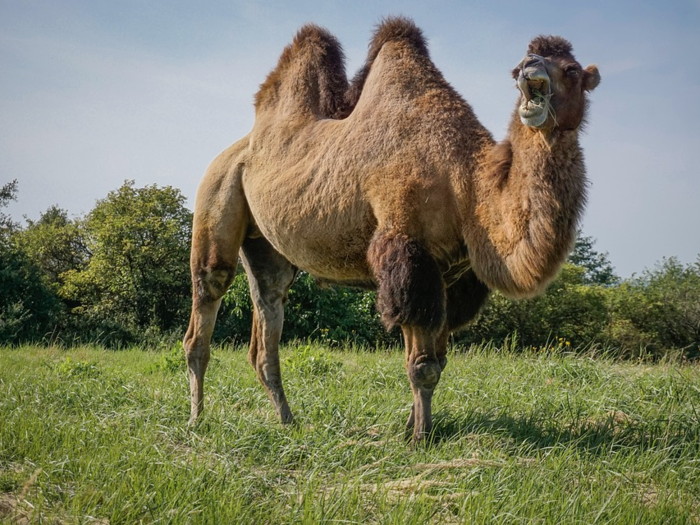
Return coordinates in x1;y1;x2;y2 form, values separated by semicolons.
184;17;600;443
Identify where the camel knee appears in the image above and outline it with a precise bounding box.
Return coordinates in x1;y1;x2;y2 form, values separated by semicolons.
368;234;446;330
193;264;236;302
409;356;442;391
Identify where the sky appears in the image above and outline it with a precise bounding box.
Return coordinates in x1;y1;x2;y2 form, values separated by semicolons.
1;0;699;278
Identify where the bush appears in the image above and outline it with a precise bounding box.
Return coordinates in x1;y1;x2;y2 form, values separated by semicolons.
0;240;63;344
216;270;397;348
0;181;63;344
604;257;700;358
457;264;609;349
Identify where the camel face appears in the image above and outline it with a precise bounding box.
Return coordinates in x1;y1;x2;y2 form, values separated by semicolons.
513;36;600;131
515;53;552;128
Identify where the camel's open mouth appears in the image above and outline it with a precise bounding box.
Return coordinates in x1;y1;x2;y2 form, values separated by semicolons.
517;56;552;128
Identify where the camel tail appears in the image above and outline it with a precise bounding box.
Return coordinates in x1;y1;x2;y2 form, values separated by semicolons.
344;16;429;112
255;24;348;117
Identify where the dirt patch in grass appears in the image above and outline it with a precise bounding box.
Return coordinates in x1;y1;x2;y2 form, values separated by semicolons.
0;494;33;525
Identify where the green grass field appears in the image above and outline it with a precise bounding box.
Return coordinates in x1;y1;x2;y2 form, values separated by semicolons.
1;344;699;524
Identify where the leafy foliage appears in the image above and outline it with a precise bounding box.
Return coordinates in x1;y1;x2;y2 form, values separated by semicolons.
0;180;19;234
284;273;395;346
0;181;63;344
458;264;608;349
58;181;193;345
0;241;63;344
567;231;619;285
604;257;700;357
217;270;395;347
14;206;88;289
1;179;698;357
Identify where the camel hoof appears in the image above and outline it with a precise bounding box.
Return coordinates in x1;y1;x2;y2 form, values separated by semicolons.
408;425;434;447
279;405;295;426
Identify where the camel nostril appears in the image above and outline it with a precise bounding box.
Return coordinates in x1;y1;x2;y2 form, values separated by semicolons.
520;53;545;72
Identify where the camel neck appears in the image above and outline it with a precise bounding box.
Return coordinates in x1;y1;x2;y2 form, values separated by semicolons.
464;112;587;298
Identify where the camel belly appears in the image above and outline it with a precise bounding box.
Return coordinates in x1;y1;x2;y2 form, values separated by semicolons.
243;176;375;282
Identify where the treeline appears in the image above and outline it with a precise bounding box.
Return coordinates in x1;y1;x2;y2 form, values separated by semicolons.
1;180;699;358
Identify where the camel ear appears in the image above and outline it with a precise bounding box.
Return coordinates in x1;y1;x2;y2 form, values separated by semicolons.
583;64;600;91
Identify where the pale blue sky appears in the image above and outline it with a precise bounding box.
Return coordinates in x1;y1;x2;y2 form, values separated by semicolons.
1;0;699;277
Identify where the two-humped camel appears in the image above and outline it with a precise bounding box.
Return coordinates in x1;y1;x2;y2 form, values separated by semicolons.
184;17;600;443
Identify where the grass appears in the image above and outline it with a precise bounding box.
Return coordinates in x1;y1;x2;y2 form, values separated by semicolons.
1;343;699;524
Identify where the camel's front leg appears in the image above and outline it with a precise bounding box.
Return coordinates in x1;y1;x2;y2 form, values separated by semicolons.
368;232;447;444
405;270;492;429
404;327;449;434
403;326;445;442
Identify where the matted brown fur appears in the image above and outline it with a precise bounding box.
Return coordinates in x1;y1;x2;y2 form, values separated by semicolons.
184;16;601;442
368;233;446;330
344;16;430;111
528;35;574;59
255;24;349;118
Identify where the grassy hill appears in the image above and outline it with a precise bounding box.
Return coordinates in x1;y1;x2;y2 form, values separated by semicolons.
1;344;699;523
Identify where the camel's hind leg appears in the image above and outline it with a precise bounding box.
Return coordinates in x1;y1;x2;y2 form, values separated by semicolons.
184;249;242;424
240;237;298;424
183;150;248;425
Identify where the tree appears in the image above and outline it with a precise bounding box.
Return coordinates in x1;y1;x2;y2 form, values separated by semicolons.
458;263;609;349
604;257;700;356
0;181;62;344
216;270;395;347
0;180;19;234
14;205;88;289
284;273;394;346
567;231;618;285
451;233;615;349
62;181;193;343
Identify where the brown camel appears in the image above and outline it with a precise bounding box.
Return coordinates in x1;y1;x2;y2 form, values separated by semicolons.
184;17;600;443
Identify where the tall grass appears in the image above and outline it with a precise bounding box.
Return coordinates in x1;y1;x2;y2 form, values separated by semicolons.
1;343;699;523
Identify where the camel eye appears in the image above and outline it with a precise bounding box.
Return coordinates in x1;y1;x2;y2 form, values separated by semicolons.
565;66;580;79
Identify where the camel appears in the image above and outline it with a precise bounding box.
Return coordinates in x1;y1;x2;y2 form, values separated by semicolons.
183;17;600;443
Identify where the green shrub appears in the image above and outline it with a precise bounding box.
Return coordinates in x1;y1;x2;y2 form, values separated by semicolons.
458;264;609;349
0;241;63;344
603;257;700;358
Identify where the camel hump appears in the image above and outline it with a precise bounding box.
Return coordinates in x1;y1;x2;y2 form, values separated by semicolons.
344;17;429;113
291;23;344;56
368;16;429;58
255;24;348;117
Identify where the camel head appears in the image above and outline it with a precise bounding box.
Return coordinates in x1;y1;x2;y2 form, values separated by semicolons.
512;36;600;131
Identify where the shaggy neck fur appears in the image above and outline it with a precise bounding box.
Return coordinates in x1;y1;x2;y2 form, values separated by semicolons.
466;114;587;298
